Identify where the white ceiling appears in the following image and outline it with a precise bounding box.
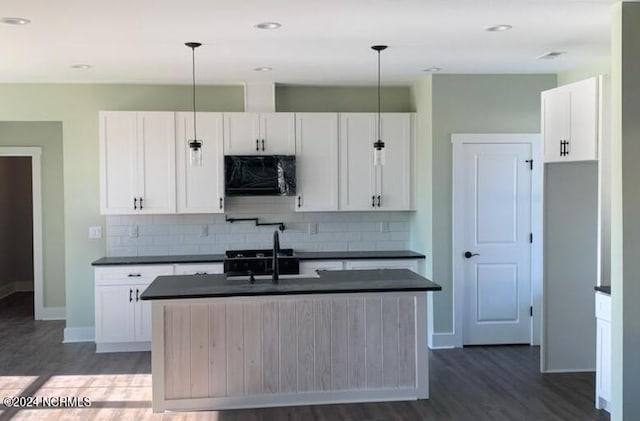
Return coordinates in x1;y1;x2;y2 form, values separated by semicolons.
0;0;612;86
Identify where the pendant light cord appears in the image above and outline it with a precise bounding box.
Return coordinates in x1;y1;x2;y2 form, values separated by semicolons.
377;49;381;141
191;45;198;141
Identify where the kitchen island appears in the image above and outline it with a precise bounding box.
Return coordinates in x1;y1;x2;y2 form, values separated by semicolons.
141;269;441;412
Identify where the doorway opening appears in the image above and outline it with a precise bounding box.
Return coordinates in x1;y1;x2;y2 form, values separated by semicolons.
0;147;44;320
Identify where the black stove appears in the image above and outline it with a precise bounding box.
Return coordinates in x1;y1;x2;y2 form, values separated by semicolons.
224;249;300;276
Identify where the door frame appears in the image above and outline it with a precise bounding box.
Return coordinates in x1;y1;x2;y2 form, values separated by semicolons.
0;147;45;320
451;133;542;347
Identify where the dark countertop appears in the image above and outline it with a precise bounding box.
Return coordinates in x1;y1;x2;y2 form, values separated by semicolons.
92;254;226;266
295;250;425;260
595;285;611;295
140;269;441;300
92;250;425;266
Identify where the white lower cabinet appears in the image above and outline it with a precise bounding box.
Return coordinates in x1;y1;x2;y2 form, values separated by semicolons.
299;260;344;275
174;263;223;275
595;292;611;412
345;259;419;273
94;265;173;352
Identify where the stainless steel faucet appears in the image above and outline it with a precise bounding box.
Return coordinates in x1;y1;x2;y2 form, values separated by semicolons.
272;230;280;284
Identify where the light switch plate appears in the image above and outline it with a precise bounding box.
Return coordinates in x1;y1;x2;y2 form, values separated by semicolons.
308;223;317;236
88;226;102;239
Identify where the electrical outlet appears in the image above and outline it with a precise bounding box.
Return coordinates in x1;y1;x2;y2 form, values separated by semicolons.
200;225;209;237
379;222;389;233
308;223;317;236
128;225;138;238
88;226;102;239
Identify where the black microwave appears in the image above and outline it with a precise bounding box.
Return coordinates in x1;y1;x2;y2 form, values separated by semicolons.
224;155;296;196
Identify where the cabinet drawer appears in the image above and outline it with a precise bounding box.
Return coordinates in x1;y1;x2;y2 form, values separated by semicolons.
595;292;611;322
174;263;223;275
95;265;174;285
345;259;419;273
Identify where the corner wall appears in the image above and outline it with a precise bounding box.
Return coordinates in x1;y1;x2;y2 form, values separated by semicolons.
429;74;556;336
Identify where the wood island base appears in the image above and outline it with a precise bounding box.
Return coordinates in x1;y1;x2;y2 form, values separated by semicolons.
150;291;429;412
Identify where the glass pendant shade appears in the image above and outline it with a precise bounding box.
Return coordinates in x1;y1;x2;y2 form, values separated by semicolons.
374;139;386;166
189;139;203;166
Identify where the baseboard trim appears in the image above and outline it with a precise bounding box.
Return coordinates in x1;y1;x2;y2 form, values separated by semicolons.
0;284;13;300
13;281;34;292
63;327;95;343
96;342;151;353
429;332;458;349
541;368;596;373
40;306;65;320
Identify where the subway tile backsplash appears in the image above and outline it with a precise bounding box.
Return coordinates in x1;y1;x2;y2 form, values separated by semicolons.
106;197;411;257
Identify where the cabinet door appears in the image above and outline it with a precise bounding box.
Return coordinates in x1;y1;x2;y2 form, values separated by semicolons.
174;263;224;275
339;113;376;210
137;112;176;214
260;113;296;154
99;112;138;214
133;282;152;342
345;259;419;273
223;113;261;155
95;285;135;343
569;77;598;161
377;114;412;210
176;112;225;213
598;318;611;402
295;113;339;211
542;88;571;162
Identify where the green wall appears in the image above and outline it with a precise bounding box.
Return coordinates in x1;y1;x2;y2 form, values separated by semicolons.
0;84;243;327
0;122;65;307
557;58;610;86
429;74;556;333
276;85;413;112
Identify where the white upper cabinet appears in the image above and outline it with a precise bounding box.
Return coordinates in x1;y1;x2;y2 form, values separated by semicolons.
295;113;339;212
339;113;412;211
223;112;295;155
175;112;225;213
377;113;412;211
100;111;176;215
542;77;599;162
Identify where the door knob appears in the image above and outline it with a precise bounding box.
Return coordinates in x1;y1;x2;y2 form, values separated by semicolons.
464;251;480;259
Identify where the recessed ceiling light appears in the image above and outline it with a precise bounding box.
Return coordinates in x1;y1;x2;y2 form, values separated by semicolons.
71;64;92;70
1;17;31;25
485;24;512;32
537;51;566;60
253;67;272;72
255;22;281;30
423;67;442;73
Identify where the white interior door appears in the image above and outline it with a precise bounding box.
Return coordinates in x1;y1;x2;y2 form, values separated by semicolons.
460;142;532;345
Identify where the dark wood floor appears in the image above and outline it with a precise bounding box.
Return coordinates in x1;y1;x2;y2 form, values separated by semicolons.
0;292;609;421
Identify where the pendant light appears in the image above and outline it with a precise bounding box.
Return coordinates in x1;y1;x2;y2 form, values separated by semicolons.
372;44;387;166
186;42;203;166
